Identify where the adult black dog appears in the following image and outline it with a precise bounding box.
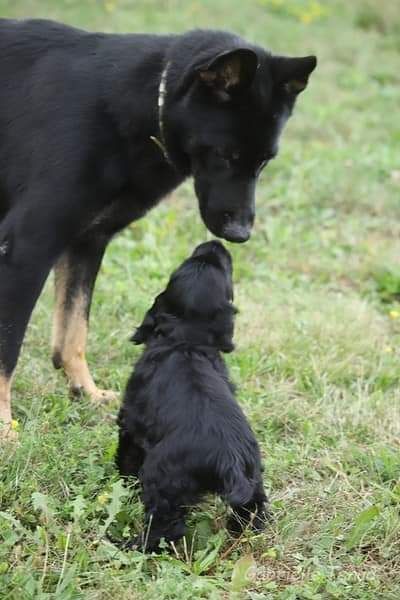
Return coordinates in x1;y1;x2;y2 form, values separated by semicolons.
117;240;267;551
0;18;316;436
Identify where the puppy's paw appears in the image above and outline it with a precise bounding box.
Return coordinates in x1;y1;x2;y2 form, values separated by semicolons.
119;534;151;553
226;514;245;537
108;535;142;552
227;507;270;537
125;533;165;554
251;511;268;533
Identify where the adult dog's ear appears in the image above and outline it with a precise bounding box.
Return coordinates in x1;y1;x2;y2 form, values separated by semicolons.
211;304;238;353
131;293;166;344
196;48;259;100
271;55;317;94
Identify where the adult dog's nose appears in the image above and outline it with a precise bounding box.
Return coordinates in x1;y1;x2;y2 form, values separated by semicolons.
222;223;251;243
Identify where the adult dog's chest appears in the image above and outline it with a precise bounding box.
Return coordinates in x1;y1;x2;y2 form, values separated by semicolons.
84;156;184;238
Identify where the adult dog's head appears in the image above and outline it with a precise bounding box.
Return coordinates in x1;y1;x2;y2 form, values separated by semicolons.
132;240;236;351
164;30;317;242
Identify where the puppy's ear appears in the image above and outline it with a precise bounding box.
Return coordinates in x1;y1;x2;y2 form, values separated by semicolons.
271;55;317;94
131;293;166;345
216;334;235;353
212;304;237;353
131;312;155;345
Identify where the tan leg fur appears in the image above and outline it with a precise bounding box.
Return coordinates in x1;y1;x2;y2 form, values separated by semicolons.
0;372;17;440
52;258;117;403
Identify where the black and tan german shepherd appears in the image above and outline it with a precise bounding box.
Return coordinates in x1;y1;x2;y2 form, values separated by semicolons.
0;18;316;437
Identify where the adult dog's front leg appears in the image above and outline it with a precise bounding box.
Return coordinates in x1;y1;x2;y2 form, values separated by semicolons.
52;236;117;403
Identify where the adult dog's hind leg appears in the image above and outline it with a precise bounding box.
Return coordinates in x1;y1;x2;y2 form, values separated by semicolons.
0;203;13;432
52;235;117;403
0;198;68;439
0;373;13;439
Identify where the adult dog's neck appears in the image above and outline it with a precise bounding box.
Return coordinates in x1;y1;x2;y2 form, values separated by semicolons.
96;34;188;206
100;35;183;169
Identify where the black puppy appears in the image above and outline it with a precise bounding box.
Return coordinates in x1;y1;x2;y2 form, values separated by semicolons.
116;241;267;552
0;18;316;436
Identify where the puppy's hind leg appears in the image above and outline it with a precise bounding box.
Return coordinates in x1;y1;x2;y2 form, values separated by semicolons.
139;499;188;553
135;460;195;552
52;235;117;403
227;479;269;536
116;429;145;478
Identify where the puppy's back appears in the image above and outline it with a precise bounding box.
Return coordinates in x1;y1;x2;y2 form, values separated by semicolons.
120;345;262;501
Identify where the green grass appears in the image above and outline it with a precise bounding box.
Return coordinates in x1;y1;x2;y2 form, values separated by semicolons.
1;0;400;597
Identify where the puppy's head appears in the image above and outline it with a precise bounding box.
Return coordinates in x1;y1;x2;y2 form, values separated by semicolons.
132;240;236;352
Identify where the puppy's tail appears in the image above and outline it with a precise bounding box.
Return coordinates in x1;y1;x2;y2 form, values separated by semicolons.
223;465;254;507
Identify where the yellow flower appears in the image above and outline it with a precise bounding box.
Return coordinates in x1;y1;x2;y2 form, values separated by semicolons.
310;1;324;18
296;1;327;24
300;13;313;24
11;419;19;431
104;1;116;13
389;310;400;319
384;346;393;353
97;493;109;505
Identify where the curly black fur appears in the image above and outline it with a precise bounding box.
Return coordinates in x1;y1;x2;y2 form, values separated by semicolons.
116;240;267;552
